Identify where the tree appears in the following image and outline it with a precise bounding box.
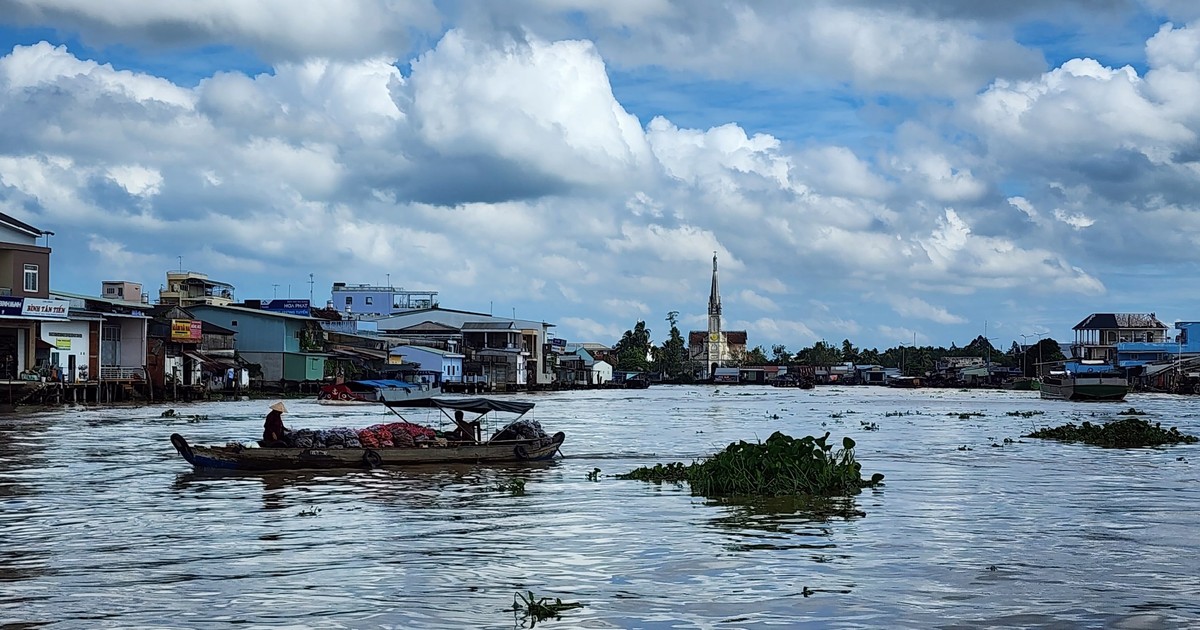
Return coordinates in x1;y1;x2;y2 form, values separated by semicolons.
841;339;859;364
745;345;769;365
770;344;792;365
613;320;652;372
1023;338;1066;376
654;311;689;380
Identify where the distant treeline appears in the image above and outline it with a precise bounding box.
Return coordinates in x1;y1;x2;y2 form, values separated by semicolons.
610;313;1065;379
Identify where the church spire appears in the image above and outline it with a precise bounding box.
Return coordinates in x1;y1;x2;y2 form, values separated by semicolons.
709;252;721;316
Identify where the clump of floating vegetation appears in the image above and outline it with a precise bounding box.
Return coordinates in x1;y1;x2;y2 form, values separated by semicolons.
511;591;583;625
1024;418;1198;448
1005;410;1045;418
618;431;884;497
493;479;527;495
885;410;923;417
1117;407;1146;416
949;411;985;419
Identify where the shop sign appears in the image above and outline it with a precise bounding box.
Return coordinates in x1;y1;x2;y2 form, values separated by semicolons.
171;319;203;342
55;338;71;349
0;297;70;319
264;299;311;316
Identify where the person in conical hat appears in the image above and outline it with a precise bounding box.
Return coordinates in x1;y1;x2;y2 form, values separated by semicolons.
263;401;290;446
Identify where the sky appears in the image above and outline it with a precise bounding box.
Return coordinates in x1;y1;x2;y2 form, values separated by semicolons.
2;0;1200;352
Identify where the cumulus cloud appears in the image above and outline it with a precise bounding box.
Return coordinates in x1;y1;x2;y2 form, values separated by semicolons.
0;8;1182;348
0;0;441;62
887;295;967;325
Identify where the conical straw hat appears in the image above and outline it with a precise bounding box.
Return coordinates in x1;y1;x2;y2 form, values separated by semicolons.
269;401;288;413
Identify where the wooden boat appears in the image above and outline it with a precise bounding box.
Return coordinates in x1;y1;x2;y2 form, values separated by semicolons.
170;398;564;471
887;376;923;388
1040;371;1127;402
316;376;440;407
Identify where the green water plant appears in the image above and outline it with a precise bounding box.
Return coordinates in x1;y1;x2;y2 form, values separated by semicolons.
1005;411;1044;418
618;431;884;498
1024;418;1198;448
1117;407;1146;416
511;590;583;626
585;468;601;481
493;479;527;495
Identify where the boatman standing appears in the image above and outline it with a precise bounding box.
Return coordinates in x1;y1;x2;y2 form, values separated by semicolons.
263;401;289;446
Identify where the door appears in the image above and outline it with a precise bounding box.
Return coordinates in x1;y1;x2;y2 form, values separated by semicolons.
101;325;121;370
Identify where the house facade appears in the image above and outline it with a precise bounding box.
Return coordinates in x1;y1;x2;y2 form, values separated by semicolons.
330;282;438;318
0;212;69;380
159;271;235;307
188;304;327;386
371;307;556;387
49;290;150;383
389;345;465;384
1072;313;1168;363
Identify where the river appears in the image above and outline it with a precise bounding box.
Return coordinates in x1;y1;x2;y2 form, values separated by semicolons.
1;386;1198;628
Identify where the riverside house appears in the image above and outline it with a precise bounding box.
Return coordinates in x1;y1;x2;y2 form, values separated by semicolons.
188;304;328;389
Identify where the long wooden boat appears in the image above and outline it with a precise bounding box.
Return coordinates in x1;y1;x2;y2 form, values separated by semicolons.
1040;372;1128;402
170;397;565;471
316;377;440;407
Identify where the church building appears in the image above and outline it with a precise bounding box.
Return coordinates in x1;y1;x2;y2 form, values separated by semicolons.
689;254;747;376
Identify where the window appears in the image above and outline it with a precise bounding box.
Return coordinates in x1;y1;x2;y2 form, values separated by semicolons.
365;296;373;305
231;320;238;327
345;296;352;305
23;264;38;292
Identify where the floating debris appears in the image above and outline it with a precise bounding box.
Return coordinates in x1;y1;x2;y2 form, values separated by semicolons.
1117;407;1147;416
511;591;583;625
1005;410;1045;418
618;432;884;498
493;479;527;495
585;468;601;481
1024;418;1198;448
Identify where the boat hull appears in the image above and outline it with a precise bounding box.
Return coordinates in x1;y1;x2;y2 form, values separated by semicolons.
170;432;565;471
1040;376;1128;402
317;381;440;407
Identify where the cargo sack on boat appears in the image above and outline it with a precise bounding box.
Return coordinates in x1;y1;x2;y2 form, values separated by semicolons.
491;419;549;444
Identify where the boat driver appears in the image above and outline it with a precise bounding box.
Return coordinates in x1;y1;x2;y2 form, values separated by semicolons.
451;410;481;443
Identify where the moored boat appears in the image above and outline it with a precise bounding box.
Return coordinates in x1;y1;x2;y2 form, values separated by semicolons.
1040;371;1128;402
316;376;440;407
170;397;564;471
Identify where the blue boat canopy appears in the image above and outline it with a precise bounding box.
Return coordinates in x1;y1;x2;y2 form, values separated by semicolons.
431;397;535;415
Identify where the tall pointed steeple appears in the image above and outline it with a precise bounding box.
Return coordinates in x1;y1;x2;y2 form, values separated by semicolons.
706;252;724;371
709;252;721;316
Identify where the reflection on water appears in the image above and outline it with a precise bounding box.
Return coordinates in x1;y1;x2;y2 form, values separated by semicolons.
0;388;1198;628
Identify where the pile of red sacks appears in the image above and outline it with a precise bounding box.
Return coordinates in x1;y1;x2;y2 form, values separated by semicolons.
357;422;437;448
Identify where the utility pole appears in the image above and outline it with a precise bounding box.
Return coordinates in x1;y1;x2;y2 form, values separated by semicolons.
308;273;314;303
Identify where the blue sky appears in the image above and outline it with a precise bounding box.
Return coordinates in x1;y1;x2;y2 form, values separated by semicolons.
2;0;1200;352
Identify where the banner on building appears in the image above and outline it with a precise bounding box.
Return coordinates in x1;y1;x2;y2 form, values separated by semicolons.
171;319;203;342
263;299;311;316
0;297;70;319
55;338;71;349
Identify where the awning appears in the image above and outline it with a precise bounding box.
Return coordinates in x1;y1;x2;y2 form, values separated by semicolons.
431;397;535;415
186;351;241;371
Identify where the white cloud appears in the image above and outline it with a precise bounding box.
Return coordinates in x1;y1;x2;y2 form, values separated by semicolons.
737;289;779;312
887;295;967;325
0;0;440;61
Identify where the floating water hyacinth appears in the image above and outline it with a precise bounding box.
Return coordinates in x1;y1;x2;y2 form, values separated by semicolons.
1024;417;1197;448
618;431;884;497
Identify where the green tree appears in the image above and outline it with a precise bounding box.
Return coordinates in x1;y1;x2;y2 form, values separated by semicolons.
654;311;689;380
770;344;792;365
841;339;859;364
613;320;652;372
1023;338;1066;376
745;345;769;365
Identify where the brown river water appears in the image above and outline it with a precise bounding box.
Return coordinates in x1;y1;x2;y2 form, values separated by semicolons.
1;386;1198;629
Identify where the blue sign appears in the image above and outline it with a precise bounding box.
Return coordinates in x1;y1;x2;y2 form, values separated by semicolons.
263;299;311;316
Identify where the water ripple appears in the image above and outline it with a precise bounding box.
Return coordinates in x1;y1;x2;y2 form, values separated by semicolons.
0;388;1197;627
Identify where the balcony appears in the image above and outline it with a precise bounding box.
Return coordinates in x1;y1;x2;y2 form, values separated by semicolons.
100;366;146;380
